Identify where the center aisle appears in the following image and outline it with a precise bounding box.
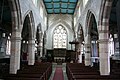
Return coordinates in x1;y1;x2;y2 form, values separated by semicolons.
49;63;68;80
53;67;64;80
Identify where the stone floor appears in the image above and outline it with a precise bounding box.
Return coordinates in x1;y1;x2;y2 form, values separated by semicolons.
49;63;68;80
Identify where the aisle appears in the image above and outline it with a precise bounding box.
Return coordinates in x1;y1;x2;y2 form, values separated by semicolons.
49;63;68;80
52;67;64;80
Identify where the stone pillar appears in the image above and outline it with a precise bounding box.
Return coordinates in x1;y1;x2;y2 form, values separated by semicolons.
28;39;35;65
84;35;91;66
99;37;110;75
10;31;21;74
77;44;82;63
37;40;43;58
78;54;82;63
75;43;79;62
37;43;41;59
40;39;43;57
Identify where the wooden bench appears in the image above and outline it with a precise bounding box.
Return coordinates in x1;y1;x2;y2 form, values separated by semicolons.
5;63;52;80
66;63;120;80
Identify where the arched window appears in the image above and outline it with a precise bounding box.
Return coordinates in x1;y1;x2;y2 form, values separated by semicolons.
53;25;67;48
109;34;114;56
6;36;11;55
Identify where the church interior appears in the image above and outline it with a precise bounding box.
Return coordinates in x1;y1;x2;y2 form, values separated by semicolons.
0;0;120;80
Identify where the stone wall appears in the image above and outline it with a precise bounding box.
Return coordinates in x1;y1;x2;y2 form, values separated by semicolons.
74;0;102;38
46;14;74;50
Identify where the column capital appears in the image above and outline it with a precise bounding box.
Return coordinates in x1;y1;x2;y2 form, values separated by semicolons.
11;30;22;41
98;39;109;44
85;43;91;48
11;37;22;41
28;39;35;45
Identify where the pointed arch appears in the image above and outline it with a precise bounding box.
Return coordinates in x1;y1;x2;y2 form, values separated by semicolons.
8;0;22;30
86;10;98;37
22;11;35;39
98;0;113;33
49;20;74;34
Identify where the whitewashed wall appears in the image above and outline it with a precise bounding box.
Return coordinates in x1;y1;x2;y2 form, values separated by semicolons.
74;0;102;38
20;0;47;34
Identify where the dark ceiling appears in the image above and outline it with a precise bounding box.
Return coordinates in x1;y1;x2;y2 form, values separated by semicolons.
109;0;118;34
0;0;11;33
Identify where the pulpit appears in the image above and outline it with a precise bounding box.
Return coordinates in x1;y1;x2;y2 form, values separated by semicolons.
69;41;79;62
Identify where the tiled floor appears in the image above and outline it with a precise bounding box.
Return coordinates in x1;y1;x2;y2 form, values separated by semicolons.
49;63;68;80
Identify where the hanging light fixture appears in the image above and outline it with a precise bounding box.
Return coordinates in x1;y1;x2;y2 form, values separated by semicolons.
2;33;5;37
114;34;118;38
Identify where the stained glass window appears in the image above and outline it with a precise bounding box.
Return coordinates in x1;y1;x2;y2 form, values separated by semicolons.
53;25;67;48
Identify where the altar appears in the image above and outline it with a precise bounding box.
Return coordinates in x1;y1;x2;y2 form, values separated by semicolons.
53;48;66;63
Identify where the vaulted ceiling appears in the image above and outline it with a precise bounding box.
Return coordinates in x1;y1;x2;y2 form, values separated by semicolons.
43;0;78;14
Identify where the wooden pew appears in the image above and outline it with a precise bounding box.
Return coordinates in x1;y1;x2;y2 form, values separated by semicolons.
66;63;120;80
4;63;52;80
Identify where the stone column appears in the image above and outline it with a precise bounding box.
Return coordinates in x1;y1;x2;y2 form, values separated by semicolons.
28;39;35;65
10;31;21;74
37;43;41;59
99;36;110;75
40;39;43;57
84;35;91;66
37;40;43;58
77;44;82;63
78;54;82;63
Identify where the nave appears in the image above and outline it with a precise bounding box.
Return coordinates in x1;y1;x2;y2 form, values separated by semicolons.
2;61;120;80
0;0;120;80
